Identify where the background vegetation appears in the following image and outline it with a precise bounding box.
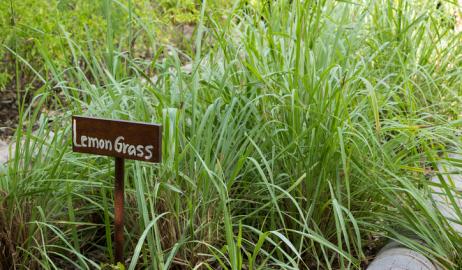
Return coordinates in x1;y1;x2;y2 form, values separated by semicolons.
1;0;462;269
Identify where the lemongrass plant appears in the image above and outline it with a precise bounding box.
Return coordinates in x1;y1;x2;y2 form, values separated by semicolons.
1;0;461;269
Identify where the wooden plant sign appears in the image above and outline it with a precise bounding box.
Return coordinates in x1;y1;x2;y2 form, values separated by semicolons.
72;116;162;264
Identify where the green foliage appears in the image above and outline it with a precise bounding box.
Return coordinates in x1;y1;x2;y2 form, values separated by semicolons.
0;72;10;90
1;0;107;70
101;262;126;270
158;0;198;23
0;0;230;88
1;0;462;269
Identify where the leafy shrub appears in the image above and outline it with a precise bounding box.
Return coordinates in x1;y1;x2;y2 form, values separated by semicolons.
0;0;229;88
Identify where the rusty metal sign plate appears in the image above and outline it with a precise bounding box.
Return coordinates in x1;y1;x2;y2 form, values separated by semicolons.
72;116;162;163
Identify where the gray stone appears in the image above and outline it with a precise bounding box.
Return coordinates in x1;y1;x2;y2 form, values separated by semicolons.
0;140;9;164
181;63;193;74
430;153;462;233
368;242;437;270
0;131;55;166
368;152;461;270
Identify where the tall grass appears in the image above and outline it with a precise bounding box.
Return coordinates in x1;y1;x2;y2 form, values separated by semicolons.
1;0;462;269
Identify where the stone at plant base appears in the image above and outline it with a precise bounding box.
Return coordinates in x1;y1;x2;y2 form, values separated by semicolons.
367;242;437;270
369;153;461;270
0;140;9;164
182;63;193;74
0;131;55;166
430;153;462;233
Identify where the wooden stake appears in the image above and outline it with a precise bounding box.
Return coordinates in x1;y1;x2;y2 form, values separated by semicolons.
114;157;125;264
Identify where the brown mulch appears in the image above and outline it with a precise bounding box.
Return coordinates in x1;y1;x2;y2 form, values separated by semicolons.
0;88;19;140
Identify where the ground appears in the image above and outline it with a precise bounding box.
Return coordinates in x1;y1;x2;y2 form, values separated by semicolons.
0;87;18;140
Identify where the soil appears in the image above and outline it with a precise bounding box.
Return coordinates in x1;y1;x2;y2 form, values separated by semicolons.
0;88;19;140
0;74;40;141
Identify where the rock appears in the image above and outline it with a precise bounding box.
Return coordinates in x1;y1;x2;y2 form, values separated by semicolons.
431;153;462;233
367;242;438;270
0;140;9;164
181;63;193;74
367;150;462;270
0;131;55;166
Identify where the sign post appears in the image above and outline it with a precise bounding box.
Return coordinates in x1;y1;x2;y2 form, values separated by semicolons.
114;157;125;263
72;116;162;264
